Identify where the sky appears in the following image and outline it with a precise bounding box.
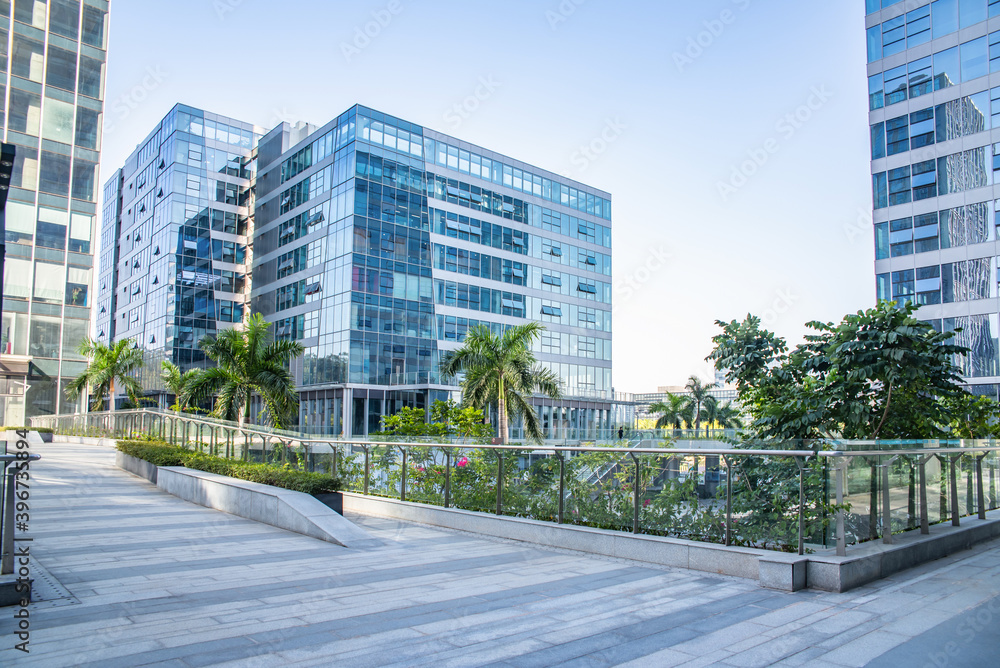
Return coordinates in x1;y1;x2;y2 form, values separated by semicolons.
100;0;873;394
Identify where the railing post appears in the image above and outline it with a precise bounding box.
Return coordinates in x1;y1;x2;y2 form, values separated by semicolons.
950;455;961;527
723;454;732;547
444;450;451;509
1;464;14;575
882;456;897;544
557;452;565;525
630;453;640;535
796;457;807;555
919;455;932;534
977;454;988;521
400;448;408;502
836;458;848;556
363;446;370;495
496;452;503;516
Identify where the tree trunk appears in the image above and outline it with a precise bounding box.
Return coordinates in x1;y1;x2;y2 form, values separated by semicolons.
109;379;116;414
498;384;508;445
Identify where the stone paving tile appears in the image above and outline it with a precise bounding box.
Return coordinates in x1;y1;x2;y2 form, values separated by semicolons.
5;442;1000;667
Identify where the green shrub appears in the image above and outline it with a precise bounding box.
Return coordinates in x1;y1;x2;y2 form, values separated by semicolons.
116;441;343;494
117;440;189;466
6;426;54;434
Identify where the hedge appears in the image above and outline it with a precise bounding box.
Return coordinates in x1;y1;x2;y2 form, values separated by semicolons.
116;440;344;494
5;426;54;434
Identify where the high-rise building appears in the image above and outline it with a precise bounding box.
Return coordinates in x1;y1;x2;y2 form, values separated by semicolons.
867;0;1000;398
0;0;109;424
98;104;263;405
253;105;614;437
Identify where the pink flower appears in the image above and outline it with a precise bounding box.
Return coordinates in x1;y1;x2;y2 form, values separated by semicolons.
416;466;425;473
643;499;651;507
457;457;469;468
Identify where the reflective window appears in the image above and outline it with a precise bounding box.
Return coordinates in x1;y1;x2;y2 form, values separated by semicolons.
907;5;932;47
935;47;960;90
49;0;79;40
882;15;906;58
46;45;77;92
874;172;888;209
961;36;988;81
875;222;890;259
933;0;959;39
885;65;908;104
889;166;912;206
871;122;886;160
39;151;70;196
908;57;933;98
960;0;988;27
11;34;44;82
41;97;75;145
869;74;884;110
81;5;106;48
887;115;910;156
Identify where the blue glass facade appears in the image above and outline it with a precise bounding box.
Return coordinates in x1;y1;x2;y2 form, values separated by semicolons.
868;0;1000;395
98;105;263;402
252;105;614;437
0;0;109;423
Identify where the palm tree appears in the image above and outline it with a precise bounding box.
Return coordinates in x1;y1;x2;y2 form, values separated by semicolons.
65;338;145;412
649;393;687;433
186;313;304;428
440;323;561;444
683;375;713;433
714;402;743;433
161;360;202;412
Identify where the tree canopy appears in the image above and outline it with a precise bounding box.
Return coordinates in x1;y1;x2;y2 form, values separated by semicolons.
65;338;145;412
708;301;989;440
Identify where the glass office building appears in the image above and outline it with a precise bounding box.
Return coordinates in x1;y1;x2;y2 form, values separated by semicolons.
253;105;615;437
0;0;109;423
97;104;263;405
867;0;1000;397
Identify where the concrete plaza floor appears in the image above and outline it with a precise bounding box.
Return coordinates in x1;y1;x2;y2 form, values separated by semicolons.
1;442;998;667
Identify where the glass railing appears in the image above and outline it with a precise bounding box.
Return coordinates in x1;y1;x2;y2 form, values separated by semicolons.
30;409;1000;556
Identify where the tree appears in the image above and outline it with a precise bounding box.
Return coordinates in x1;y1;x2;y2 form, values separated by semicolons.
708;301;970;440
683;375;713;433
440;323;561;444
187;313;304;428
699;397;743;438
161;361;202;412
649;393;687;431
66;338;145;412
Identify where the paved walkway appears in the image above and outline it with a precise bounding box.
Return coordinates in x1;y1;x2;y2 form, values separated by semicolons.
1;443;999;667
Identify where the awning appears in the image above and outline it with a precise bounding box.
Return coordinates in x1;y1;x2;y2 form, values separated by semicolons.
0;358;31;376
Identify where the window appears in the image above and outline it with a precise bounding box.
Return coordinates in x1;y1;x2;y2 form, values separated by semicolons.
882;15;905;58
914;212;940;253
875;222;889;260
961;0;988;28
933;0;959;40
888;167;911;206
908;57;932;98
540;305;562;317
961;36;989;82
911;159;937;200
910;109;935;149
890;218;914;257
906;5;931;47
39;151;71;196
46;46;77;92
886;116;909;156
11;34;44;82
874;172;888;210
867;25;882;63
577;283;597;294
8;89;41;137
82;5;106;47
542;275;561;287
935;47;960;90
884;65;908;105
75;106;100;149
869;73;884;111
49;0;80;40
78;56;104;100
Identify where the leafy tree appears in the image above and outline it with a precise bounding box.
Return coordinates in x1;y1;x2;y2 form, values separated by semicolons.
66;338;145;412
378;400;492;442
683;376;713;433
649;393;687;431
161;360;202;412
440;323;561;443
187;313;304;428
709;301;974;546
700;397;743;437
708;301;970;440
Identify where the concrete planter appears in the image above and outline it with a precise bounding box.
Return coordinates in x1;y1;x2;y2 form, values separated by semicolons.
313;492;344;515
115;451;158;484
34;431;54;443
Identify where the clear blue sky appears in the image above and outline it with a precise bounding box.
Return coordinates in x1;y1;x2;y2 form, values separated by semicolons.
101;0;872;393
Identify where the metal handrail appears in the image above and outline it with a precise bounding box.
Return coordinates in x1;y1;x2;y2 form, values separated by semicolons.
1;453;41;574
